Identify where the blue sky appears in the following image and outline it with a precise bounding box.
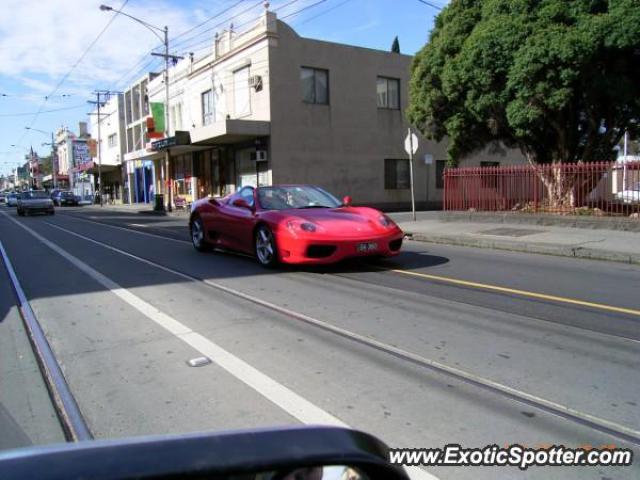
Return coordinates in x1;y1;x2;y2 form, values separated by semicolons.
0;0;447;176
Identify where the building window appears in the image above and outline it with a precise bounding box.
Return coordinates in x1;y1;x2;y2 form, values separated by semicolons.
124;90;132;125
202;90;214;125
234;66;251;117
108;134;117;148
377;77;400;109
171;103;183;133
301;67;329;104
436;160;446;189
126;127;133;153
384;159;410;189
132;85;141;121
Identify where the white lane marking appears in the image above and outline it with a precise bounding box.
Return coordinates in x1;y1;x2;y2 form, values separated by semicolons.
1;211;437;480
60;213;190;244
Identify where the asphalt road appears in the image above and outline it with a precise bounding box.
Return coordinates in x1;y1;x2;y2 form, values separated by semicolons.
0;205;638;480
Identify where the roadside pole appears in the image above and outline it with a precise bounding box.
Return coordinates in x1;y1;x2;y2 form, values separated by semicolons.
404;128;418;221
51;132;57;189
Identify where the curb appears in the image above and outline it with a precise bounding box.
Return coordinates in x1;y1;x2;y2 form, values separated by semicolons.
404;232;640;265
439;212;640;232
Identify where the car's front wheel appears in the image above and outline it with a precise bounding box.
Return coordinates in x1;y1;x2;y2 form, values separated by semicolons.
255;225;278;268
190;217;210;252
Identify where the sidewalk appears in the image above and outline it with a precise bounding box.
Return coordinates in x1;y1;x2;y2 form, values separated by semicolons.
80;203;189;217
390;211;640;265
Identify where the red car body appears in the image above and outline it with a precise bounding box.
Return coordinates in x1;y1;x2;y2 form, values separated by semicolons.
189;185;403;266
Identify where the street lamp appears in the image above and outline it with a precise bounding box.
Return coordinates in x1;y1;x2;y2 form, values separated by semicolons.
25;126;57;189
100;4;177;211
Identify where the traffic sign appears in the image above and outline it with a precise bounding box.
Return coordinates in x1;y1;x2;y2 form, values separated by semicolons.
404;131;418;155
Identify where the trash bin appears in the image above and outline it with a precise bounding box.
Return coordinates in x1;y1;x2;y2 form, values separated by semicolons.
154;194;165;211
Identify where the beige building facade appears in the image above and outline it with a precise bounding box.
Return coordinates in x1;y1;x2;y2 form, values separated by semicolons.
139;9;524;210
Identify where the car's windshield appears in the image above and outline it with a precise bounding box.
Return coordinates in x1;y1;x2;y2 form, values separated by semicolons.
21;191;49;199
257;186;341;210
61;192;74;197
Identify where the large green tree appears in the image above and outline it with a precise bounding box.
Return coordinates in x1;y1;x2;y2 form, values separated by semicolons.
408;0;640;168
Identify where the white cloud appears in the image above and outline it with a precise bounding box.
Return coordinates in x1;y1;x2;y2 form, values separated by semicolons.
0;0;270;93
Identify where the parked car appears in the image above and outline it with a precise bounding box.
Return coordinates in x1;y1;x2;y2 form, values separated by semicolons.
6;192;18;207
189;184;404;267
614;182;640;204
16;190;55;216
53;190;79;206
0;193;6;204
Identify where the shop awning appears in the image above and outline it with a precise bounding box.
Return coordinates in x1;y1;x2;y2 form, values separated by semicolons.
190;119;270;145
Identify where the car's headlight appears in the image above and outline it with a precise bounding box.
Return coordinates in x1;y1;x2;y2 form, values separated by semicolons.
378;215;396;228
287;221;317;233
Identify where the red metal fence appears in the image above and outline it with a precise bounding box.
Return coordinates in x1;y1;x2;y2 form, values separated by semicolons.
444;161;640;218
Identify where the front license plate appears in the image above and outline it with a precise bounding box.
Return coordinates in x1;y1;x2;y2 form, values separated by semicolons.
357;242;378;253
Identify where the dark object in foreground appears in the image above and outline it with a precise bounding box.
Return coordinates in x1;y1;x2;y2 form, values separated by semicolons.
0;426;409;480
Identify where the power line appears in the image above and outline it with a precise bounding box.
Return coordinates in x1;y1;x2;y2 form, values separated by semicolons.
185;0;301;57
169;0;265;52
170;0;246;42
293;0;354;27
17;0;130;147
416;0;443;11
0;104;87;118
279;0;329;21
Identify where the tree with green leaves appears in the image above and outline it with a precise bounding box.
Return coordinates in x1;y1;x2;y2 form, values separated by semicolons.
391;36;400;53
408;0;640;207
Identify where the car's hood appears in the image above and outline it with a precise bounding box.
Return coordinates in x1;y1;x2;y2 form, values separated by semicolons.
20;199;52;206
274;207;399;238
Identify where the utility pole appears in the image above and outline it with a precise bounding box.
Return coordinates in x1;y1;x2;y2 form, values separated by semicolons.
88;90;121;206
99;5;181;211
51;131;57;189
152;28;183;212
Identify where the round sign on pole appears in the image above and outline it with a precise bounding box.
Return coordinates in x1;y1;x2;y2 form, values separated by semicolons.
404;131;419;155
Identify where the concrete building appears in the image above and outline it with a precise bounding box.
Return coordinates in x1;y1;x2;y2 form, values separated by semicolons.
137;9;524;210
89;93;127;203
57;123;93;200
123;73;161;204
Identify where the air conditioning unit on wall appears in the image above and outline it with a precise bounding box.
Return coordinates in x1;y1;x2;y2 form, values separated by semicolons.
251;150;267;162
248;75;263;91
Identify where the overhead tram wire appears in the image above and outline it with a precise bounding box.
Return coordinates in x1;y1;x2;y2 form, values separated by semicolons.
168;0;265;53
185;0;303;58
170;0;246;42
0;104;87;118
416;0;443;11
103;1;272;93
16;0;129;151
16;0;130;149
293;0;355;27
107;3;265;91
279;0;329;21
188;0;332;58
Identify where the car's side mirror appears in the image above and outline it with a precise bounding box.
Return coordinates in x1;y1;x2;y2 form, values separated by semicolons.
0;426;410;480
232;198;253;210
343;195;352;207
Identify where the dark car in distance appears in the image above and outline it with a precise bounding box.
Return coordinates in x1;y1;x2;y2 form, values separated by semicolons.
53;190;79;206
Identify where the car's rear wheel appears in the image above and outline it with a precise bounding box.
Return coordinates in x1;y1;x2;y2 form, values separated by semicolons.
17;208;24;216
255;225;278;268
190;217;210;252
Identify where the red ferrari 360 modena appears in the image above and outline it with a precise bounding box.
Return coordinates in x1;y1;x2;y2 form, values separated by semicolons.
189;185;403;267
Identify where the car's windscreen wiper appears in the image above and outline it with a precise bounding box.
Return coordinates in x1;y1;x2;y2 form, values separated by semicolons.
297;205;333;209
